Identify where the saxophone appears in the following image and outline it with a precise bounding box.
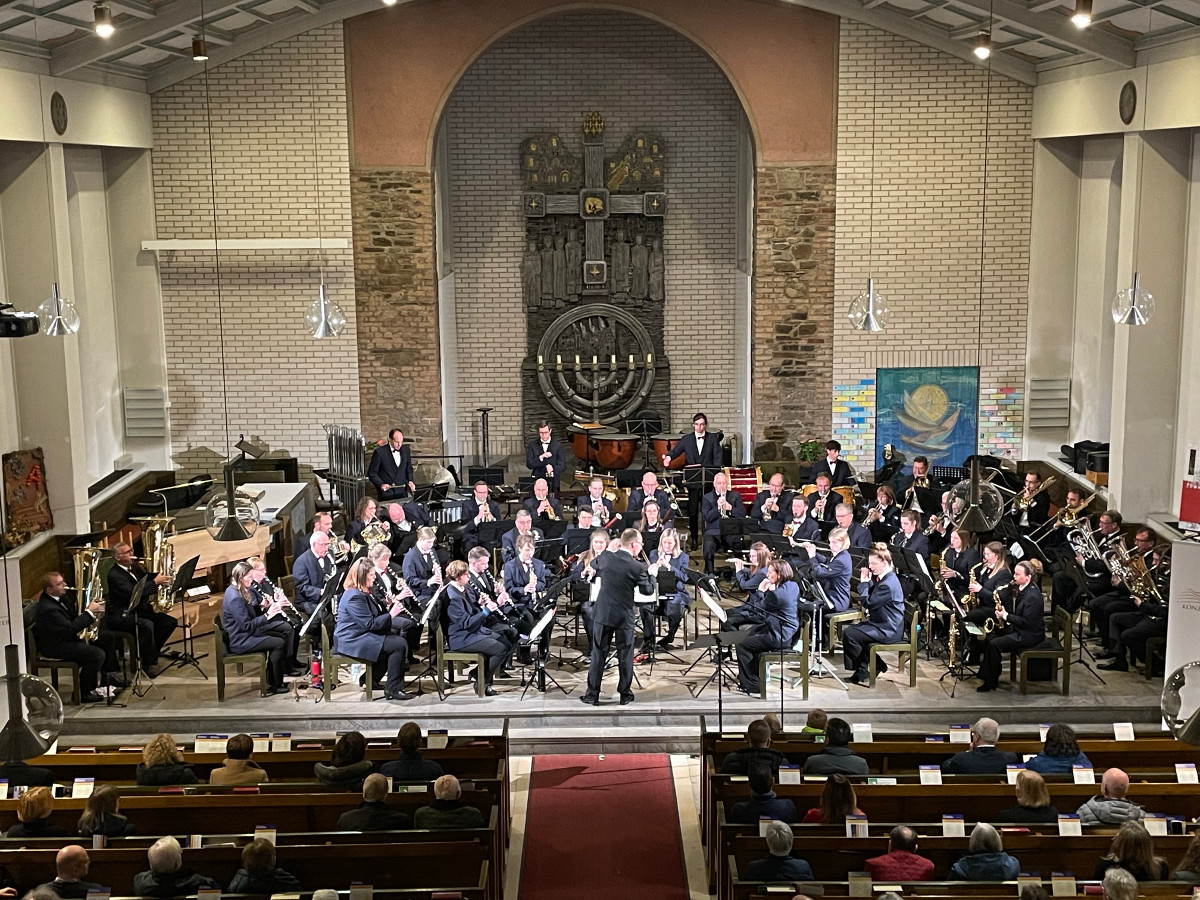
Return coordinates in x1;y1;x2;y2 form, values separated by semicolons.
948;607;958;669
965;561;984;610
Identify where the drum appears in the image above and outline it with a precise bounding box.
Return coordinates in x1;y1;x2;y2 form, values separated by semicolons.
652;432;687;469
567;422;616;464
593;433;639;471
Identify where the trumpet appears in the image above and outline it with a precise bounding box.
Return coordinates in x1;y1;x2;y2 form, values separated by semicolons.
813;494;828;518
761;494;780;522
718;495;732;518
537;499;560;522
864;503;886;525
477;503;495;523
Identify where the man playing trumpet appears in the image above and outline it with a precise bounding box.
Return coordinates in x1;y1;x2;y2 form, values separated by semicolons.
750;473;793;536
522;478;563;523
701;471;746;576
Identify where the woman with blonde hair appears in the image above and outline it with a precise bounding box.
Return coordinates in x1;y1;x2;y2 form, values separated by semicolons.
844;545;905;686
5;785;69;836
334;557;413;701
136;733;198;786
646;527;689;650
998;769;1058;823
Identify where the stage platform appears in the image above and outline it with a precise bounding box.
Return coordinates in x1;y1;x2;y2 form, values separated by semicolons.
61;627;1165;754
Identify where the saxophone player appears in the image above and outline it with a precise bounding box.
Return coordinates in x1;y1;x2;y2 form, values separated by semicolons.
522;478;563;523
107;542;177;678
977;560;1046;692
34;572;123;703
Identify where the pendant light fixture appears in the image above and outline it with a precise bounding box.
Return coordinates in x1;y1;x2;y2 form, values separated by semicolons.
1111;10;1156;328
952;2;1004;533
92;2;114;38
847;35;889;333
303;40;346;339
973;31;992;60
31;0;81;338
1071;0;1093;29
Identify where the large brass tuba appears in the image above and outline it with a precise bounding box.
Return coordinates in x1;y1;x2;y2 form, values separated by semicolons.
72;548;105;642
138;517;178;613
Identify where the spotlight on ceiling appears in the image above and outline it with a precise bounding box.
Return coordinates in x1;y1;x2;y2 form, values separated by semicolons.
93;3;114;38
381;0;398;6
1071;0;1093;28
192;37;209;61
969;31;988;60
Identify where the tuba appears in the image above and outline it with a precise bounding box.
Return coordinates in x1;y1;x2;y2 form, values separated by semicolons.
138;517;178;613
73;549;104;642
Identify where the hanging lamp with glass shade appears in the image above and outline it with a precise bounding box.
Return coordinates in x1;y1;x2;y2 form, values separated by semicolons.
37;282;80;336
305;281;346;338
1112;272;1154;326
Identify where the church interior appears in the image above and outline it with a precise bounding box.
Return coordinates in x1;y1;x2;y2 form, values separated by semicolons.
1;0;1200;896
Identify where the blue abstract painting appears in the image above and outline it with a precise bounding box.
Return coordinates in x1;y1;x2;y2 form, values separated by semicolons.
876;366;979;476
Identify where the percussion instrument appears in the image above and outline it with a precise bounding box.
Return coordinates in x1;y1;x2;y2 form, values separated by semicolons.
652;432;687;469
593;432;639;471
567;422;617;466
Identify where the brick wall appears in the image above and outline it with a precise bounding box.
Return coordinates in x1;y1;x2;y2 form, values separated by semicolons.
440;10;743;457
151;26;358;475
832;21;1033;475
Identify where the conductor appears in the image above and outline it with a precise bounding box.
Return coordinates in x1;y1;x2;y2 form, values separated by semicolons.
580;528;654;707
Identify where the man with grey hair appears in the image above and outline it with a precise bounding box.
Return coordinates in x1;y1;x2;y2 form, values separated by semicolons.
1077;768;1145;826
743;820;813;881
106;540;177;676
132;836;220;897
941;717;1020;774
1102;867;1138;900
949;822;1020;880
336;772;411;831
414;774;485;830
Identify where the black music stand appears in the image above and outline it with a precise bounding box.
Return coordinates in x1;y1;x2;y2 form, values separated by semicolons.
413;484;449;504
677;465;721;551
412;594;448;700
679;569;727;678
689;630;749;732
122;575;159;701
533;536;565;565
161;555;205;678
467;466;505;486
797;574;845;689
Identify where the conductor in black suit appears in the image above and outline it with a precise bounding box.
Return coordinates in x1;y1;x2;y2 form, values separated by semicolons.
580;529;654;707
525;421;566;492
368;429;415;501
810;440;855;487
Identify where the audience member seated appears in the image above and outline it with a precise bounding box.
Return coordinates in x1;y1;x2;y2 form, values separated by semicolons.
801;708;827;735
1093;821;1169;882
743;822;814;882
998;770;1058;824
132;836;221;898
77;784;136;838
228;838;303;894
135;733;198;786
728;765;798;825
940;717;1018;774
0;759;54;787
379;722;445;782
336;773;412;831
801;717;868;776
1077;768;1145;826
209;733;269;786
864;825;935;881
40;846;102;899
5;787;70;837
414;775;486;830
762;713;783;734
801;773;863;824
1025;723;1092;774
949;823;1020;881
1021;886;1051;900
315;731;374;789
1173;831;1200;883
719;719;784;777
1102;868;1138;900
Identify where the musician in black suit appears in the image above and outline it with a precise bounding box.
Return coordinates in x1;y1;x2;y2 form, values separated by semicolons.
34;572;122;703
701;471;746;575
293;512;332;559
522;478;563;524
863;485;902;543
461;482;502;553
525;421;565;491
625;471;674;526
292;531;336;616
383;501;425;558
580;529;654;706
106;542;177;676
835;503;872;550
810;440;855;487
750;473;793;536
444;561;511;695
896;456;930;496
890;510;931;568
501;510;543;563
577;478;617;528
939;529;981;601
1007;471;1051;532
781;495;820;544
662;412;723;468
977;561;1046;692
368;429;415;500
805;475;839;524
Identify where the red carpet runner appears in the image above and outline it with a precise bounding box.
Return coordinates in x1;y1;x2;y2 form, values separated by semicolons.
519;754;688;900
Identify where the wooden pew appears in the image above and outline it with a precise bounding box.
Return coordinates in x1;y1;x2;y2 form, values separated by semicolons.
734;882;1195;900
0;840;488;897
726;833;1196;900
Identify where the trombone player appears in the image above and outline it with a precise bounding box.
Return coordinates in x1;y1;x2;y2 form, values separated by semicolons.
1007;471;1051;533
34;572;124;703
107;542;178;678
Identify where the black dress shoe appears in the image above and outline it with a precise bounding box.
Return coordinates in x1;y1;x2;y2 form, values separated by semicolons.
270;685;291;695
106;675;129;689
657;638;676;649
976;682;995;692
82;691;107;704
1094;650;1117;661
385;689;414;701
484;687;498;697
848;671;869;686
1098;659;1128;671
286;665;306;677
580;695;600;706
875;657;888;674
619;693;634;705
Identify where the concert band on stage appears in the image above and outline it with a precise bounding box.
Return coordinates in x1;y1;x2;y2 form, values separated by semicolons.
36;416;1170;706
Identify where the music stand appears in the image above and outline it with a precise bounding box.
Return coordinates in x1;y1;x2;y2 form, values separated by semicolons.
520;605;570;698
467;466;505;486
938;589;982;698
533;536;566;565
161;555;206;678
857;482;880;505
413;484;449;504
562;529;592;557
121;575;160;701
410;592;448;700
689;629;749;732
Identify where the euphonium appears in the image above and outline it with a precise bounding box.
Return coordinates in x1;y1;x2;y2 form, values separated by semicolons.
1066;523;1105;567
782;523;795;539
150;539;177;613
77;549;104;642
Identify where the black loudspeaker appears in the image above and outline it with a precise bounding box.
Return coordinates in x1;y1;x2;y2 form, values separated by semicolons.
1086;450;1110;473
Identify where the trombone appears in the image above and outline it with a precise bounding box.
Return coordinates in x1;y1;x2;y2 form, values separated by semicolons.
1029;491;1097;542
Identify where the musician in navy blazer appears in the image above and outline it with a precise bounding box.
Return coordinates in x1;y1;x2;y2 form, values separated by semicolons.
662;413;723;468
334;558;412;700
222;561;295;693
625;470;674;526
368;429;414;500
522;479;563;523
525;421;566;491
461;482;503;552
723;542;772;631
735;559;800;694
810;440;855;487
503;534;548;611
443;561;510;694
805;528;853;614
292;533;336;616
844;546;906;685
501;511;542;563
701;471;746;574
